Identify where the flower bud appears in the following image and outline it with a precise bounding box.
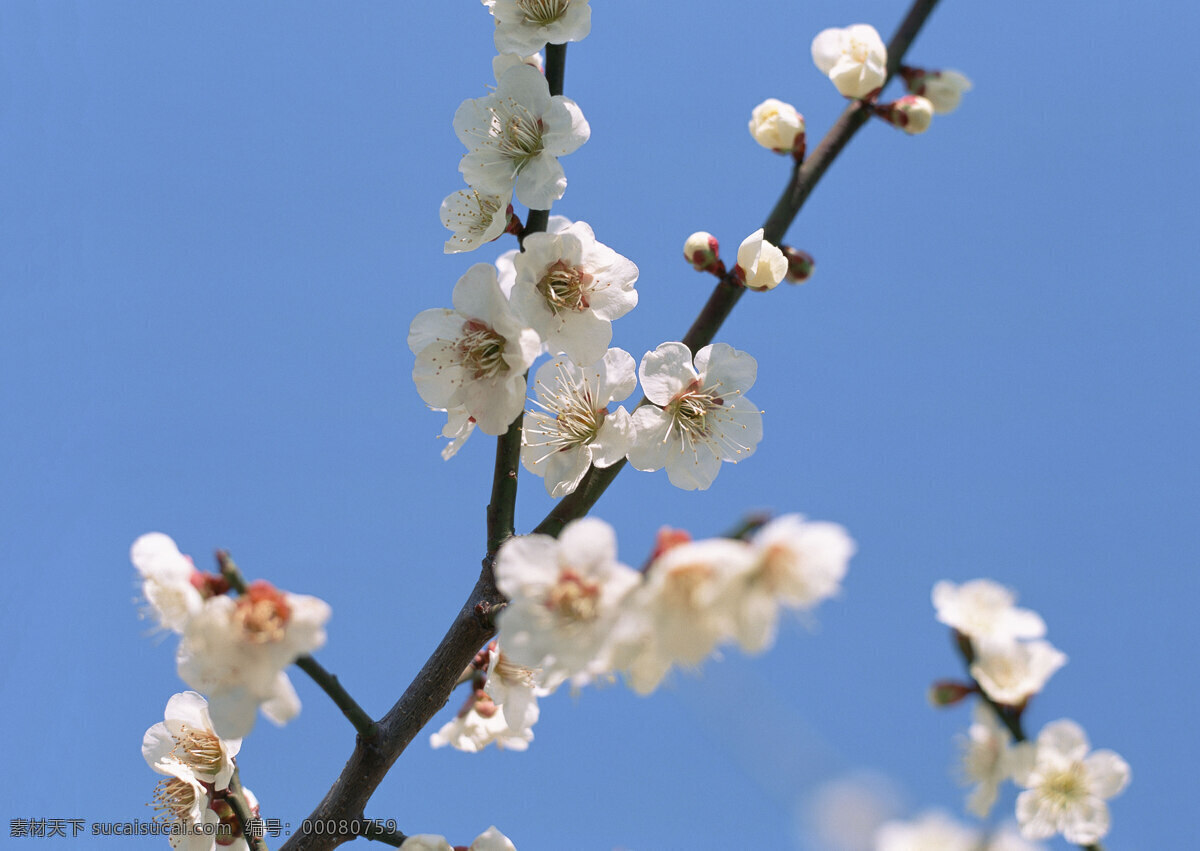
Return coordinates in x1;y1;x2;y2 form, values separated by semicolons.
748;98;806;157
901;66;972;114
781;247;815;284
683;231;722;274
876;95;934;135
734;228;788;292
928;679;975;707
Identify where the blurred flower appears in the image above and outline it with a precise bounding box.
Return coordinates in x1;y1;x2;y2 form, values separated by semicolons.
959;702;1014;817
1012;719;1130;844
132;532;204;634
879;95;935;135
454;64;589;209
409;263;541;436
932;579;1046;648
748;98;805;154
874;810;978;851
970;639;1067;705
627;342;762;490
812;24;887;99
521;349;636;497
903;67;973;114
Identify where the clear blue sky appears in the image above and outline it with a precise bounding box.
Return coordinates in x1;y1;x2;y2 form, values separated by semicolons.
2;1;1195;849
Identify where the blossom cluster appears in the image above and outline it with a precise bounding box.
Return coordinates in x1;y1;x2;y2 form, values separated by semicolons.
931;579;1130;844
133;532;331;739
431;514;854;751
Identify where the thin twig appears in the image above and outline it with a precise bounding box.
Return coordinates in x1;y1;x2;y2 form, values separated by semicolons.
227;769;270;851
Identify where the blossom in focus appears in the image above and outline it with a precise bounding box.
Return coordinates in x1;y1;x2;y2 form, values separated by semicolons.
488;0;591;55
131;532;205;634
483;644;545;733
970;639;1067;706
143;691;241;792
734;228;788;292
903;67;973;114
147;759;220;851
521;349;636;497
495;517;640;690
454;64;589;210
683;231;720;273
1012;719;1130;845
440;188;512;254
731;514;854;653
958;702;1013;817
627;342;763;491
932;579;1046;648
613;538;758;694
811;24;888;99
880;95;934;135
176;581;331;738
873;810;979;851
748;98;805;155
510;220;638;366
409;263;541;436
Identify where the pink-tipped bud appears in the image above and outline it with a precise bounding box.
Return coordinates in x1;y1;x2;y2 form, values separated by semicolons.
875;95;935;135
928;680;976;707
683;231;722;274
748;98;806;159
781;246;816;284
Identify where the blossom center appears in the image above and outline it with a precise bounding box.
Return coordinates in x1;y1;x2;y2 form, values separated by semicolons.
846;36;872;63
152;776;199;823
174;724;224;776
459;320;510;380
536;260;593;314
667;379;724;440
516;0;570;27
525;361;608;461
545;569;601;623
233;581;291;644
1041;764;1088;809
663;563;713;609
759;543;798;591
491;98;545;173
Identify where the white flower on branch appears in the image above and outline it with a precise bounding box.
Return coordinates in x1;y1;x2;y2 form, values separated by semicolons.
143;691;241;792
970;639;1067;706
958;702;1014;818
748;98;805;155
483;644;545;734
147;759;221;851
430;688;535;752
454;64;589;210
409;263;541;436
811;24;888;100
614;538;758;695
487;0;591;55
627;342;763;491
494;517;640;690
176;580;331;738
904;68;973;114
440;188;511;255
511;220;639;365
731;514;855;653
521;349;636;497
932;579;1046;648
734;228;788;292
132;532;204;635
1012;719;1130;845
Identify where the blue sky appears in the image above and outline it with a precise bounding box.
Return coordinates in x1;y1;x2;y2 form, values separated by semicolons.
2;1;1196;849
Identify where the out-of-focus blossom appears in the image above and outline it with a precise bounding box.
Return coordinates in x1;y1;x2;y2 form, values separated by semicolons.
812;24;887;99
970;639;1067;705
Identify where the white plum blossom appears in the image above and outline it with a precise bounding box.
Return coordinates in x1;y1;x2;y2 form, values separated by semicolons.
932;579;1046;649
487;0;591;55
731;515;855;653
492;51;544;81
430;690;533;752
1012;719;1130;845
436;406;477;460
627;342;763;491
454;64;589;210
147;759;221;851
400;826;516;851
521;349;637;497
409;263;541;436
970;639;1067;706
905;68;973;114
748;98;805;154
495;214;573;298
494;517;640;690
510;220;639;365
143;691;241;792
132;532;204;634
812;24;888;99
440;188;511;254
176;581;331;738
734;228;788;292
874;810;979;851
613;538;758;694
958;702;1014;817
482;644;544;734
